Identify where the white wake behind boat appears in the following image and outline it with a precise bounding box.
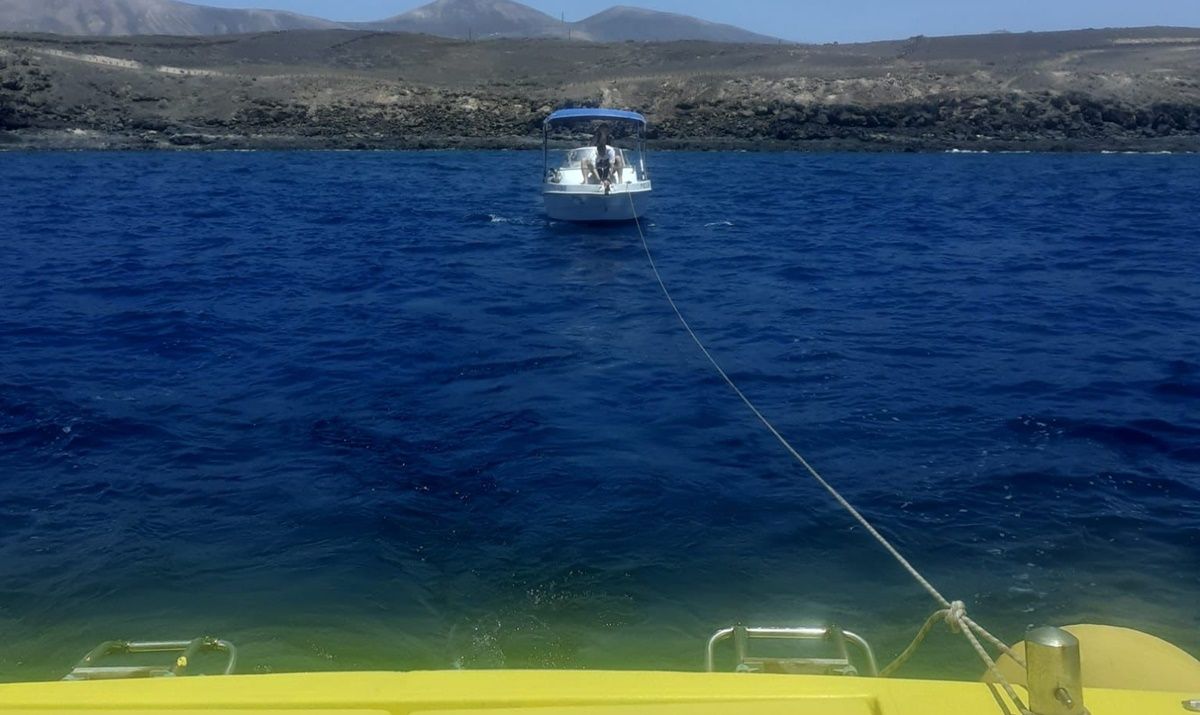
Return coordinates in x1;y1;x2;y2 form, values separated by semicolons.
542;108;652;222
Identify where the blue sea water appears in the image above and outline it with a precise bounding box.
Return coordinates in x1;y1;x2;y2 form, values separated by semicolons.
0;151;1198;682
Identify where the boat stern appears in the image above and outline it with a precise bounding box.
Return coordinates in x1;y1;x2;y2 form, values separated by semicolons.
543;181;652;222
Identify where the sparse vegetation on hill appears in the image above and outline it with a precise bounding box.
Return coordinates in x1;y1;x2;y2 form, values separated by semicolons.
2;27;1199;151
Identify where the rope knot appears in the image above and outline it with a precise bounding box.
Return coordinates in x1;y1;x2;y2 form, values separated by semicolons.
944;600;967;633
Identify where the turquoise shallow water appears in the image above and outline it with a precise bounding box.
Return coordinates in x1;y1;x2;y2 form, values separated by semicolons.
0;151;1197;682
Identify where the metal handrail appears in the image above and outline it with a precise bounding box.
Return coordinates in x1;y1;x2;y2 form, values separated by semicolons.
64;637;237;680
706;625;879;676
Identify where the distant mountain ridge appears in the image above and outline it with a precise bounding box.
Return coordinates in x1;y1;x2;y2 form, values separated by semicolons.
0;0;783;42
0;0;341;36
365;0;563;37
571;6;778;43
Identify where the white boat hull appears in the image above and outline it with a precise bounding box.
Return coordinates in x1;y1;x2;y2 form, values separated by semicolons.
543;181;651;222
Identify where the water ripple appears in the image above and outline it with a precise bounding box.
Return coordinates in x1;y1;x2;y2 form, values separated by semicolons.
0;151;1197;681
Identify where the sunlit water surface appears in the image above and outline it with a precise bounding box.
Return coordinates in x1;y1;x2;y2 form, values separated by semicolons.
0;151;1197;681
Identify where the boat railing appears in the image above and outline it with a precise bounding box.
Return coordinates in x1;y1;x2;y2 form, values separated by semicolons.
63;637;237;680
706;625;879;677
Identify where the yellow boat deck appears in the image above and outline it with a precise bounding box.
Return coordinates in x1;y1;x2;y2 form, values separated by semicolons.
0;669;1195;715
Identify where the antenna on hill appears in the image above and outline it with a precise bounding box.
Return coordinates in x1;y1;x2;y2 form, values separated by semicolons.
562;11;570;40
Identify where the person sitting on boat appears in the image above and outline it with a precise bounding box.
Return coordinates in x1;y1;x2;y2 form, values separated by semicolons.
581;128;624;194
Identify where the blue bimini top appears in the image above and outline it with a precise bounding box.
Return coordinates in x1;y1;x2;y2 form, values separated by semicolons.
544;108;648;126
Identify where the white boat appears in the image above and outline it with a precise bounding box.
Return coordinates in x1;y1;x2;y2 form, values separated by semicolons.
542;108;652;222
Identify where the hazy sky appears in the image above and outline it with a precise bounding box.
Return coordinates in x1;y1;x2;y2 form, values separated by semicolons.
201;0;1200;42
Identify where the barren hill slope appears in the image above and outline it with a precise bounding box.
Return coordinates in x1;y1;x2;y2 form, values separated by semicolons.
0;0;783;42
0;0;341;36
573;6;779;43
364;0;562;38
2;26;1199;151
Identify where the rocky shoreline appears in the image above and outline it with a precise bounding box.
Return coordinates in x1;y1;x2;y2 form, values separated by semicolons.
4;130;1198;153
4;29;1200;152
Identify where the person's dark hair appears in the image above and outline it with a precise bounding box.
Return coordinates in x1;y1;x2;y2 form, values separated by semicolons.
594;125;610;150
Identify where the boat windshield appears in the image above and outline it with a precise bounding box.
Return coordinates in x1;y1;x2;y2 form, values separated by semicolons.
542;115;649;184
544;146;643;187
562;147;632;169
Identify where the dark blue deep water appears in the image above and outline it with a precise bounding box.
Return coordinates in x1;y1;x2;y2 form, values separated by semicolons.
0;151;1198;681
